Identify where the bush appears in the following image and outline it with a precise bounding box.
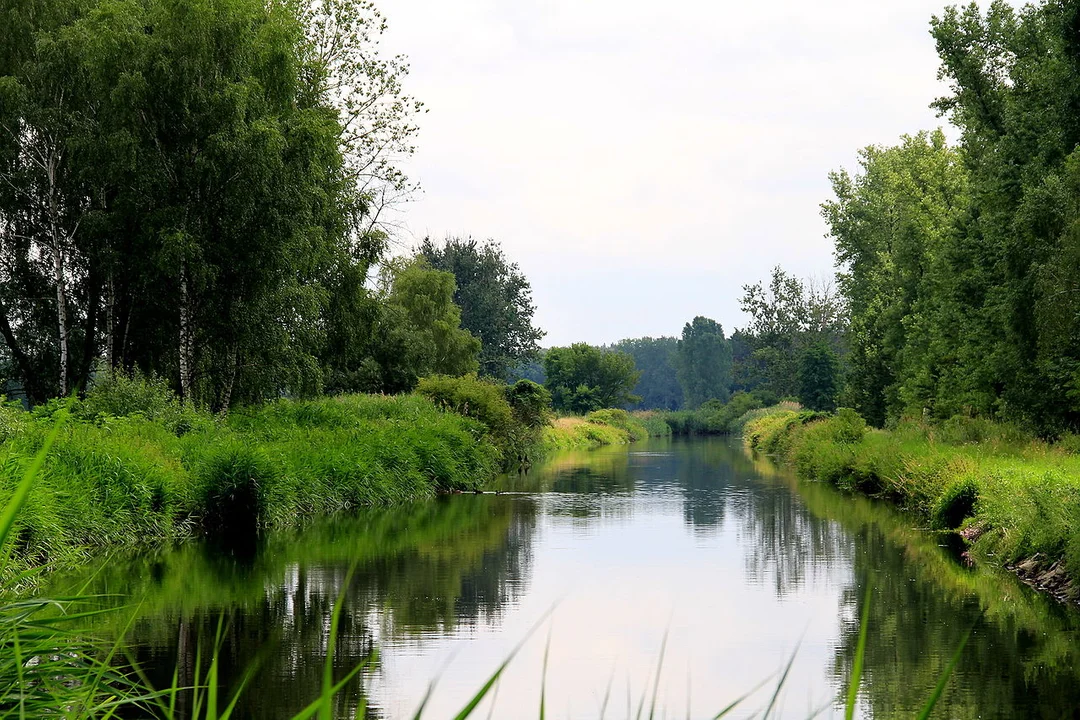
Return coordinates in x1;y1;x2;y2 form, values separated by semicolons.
631;410;673;437
830;408;868;444
586;409;650;441
417;374;554;466
194;442;276;534
932;476;980;530
417;374;516;456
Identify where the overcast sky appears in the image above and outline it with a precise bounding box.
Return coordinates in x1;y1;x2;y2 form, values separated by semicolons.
376;0;966;347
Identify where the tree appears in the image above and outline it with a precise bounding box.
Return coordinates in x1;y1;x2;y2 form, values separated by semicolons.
611;337;681;410
823;131;967;425
797;343;840;412
323;259;478;394
675;317;733;408
543;343;640;414
418;236;543;380
737;268;846;401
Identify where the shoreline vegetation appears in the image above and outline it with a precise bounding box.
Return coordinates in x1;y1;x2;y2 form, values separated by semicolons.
743;407;1080;604
0;372;672;588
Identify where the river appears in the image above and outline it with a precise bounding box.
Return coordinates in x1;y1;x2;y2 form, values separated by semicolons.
64;438;1080;718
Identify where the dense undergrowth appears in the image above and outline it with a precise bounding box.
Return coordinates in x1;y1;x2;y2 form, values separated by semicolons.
744;409;1080;602
0;374;501;586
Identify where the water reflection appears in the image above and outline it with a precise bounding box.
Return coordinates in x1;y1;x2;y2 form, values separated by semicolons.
62;438;1080;718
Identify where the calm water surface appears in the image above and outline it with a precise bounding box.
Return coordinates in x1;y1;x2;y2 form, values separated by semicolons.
68;438;1080;718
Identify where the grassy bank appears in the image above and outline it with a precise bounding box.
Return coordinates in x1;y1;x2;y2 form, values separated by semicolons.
744;409;1080;602
541;409;670;453
0;384;500;586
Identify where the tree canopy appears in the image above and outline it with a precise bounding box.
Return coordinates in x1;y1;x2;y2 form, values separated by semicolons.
418;236;543;381
676;318;733;408
543;343;640;414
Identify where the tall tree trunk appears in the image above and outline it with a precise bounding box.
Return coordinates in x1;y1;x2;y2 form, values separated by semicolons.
46;152;69;396
179;259;194;401
105;272;115;370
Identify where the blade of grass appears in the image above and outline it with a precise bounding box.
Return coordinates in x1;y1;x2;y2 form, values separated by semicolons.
598;665;616;720
409;677;439;720
319;565;357;720
844;582;873;720
646;627;670;720
539;623;552;720
762;639;801;719
451;604;558;720
710;672;776;719
915;621;975;720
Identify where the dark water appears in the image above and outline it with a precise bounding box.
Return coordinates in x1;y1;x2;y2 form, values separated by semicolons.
65;438;1080;718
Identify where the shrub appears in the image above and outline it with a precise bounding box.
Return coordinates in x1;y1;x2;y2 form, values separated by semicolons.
631;410;673;437
418;374;516;457
830;408;868;445
586;408;650;441
932;476;980;529
193;442;276;535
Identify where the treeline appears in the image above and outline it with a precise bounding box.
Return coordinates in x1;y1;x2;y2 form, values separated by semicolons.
0;0;548;413
530;266;845;423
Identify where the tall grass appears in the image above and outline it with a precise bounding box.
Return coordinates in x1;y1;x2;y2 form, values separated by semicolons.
540;409;668;454
0;392;500;585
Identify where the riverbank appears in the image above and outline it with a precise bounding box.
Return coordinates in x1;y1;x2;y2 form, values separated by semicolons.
541;409;671;453
743;409;1080;603
0;390;501;586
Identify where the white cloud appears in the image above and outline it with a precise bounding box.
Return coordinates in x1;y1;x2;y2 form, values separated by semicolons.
376;0;970;344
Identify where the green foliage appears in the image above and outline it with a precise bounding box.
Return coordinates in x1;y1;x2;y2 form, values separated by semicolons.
676;317;733;408
541;417;631;453
821;1;1080;435
543;343;641;414
0;0;422;409
418;237;544;381
417;374;514;461
324;260;480;394
797;343;840;411
505;379;552;427
664;391;774;435
737;268;846;401
823;131;968;426
630;410;674;438
585;409;650;442
932;476;980;530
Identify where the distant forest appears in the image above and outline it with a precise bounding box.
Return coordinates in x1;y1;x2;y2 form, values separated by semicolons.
512;266;845;415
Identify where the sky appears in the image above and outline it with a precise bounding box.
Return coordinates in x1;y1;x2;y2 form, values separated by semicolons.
375;0;964;347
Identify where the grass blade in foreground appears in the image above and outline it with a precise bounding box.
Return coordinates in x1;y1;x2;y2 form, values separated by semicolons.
451;605;557;720
844;582;872;720
916;621;975;720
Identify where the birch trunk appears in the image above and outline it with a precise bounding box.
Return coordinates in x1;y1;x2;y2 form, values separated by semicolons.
178;260;194;401
46;152;69;396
